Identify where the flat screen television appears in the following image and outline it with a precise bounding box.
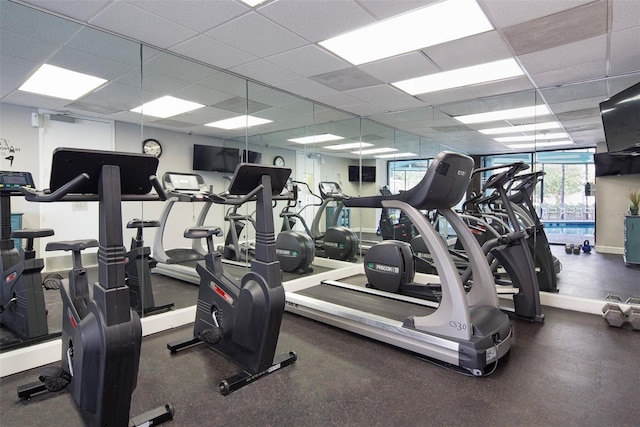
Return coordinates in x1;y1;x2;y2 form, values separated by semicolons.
348;165;376;182
192;145;239;173
599;81;640;153
594;152;640;177
241;149;262;164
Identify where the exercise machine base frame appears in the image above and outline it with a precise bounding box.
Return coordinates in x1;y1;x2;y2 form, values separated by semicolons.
167;337;297;395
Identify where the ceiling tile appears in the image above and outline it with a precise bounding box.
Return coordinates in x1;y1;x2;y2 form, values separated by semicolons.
502;1;608;56
230;59;302;86
266;45;350;77
530;60;607;88
414;88;478;107
260;0;374;43
143;53;217;83
358;52;438;83
171;84;236;107
519;35;607;75
610;0;640;31
67;82;142;115
356;0;438;19
65;27;142;66
276;78;341;101
1;1;82;43
610;26;640;60
0;54;38;98
465;76;535;98
205;12;307;58
422;31;514;70
344;84;414;104
125;0;250;33
478;0;594;28
170;35;257;69
20;0;111;22
314;92;366;108
89;1;198;49
310;68;382;91
49;47;135;81
0;30;60;64
610;54;640;75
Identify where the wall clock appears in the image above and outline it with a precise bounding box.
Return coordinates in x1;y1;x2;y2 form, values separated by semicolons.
142;138;162;158
273;156;285;167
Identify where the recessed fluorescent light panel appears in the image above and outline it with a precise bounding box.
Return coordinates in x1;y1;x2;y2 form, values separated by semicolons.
19;64;107;100
131;96;204;118
352;148;398;155
495;132;568;143
288;134;344;144
239;0;266;6
319;0;493;65
205;115;272;130
479;122;561;135
392;59;523;95
375;152;416;159
325;142;373;150
506;141;572;149
454;105;551;124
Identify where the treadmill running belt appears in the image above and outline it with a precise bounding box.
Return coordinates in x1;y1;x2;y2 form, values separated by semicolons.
296;283;435;322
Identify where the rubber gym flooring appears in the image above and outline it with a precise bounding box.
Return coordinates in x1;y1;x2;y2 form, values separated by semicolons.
1;250;638;426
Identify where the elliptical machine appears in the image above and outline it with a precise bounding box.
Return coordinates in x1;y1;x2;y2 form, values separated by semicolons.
167;163;297;395
125;219;174;315
0;171;58;350
219;205;256;262
276;182;315;274
17;148;174;426
310;181;359;261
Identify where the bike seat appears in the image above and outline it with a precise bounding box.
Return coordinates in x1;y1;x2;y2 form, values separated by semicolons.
11;228;54;239
46;239;99;252
184;227;222;240
127;219;161;229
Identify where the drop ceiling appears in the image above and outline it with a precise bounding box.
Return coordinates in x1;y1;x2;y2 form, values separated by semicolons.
2;0;640;157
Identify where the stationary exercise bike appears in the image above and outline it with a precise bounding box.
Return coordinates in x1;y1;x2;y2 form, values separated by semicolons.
17;148;174;427
219;204;257;262
0;171;59;351
167;163;297;395
125;219;174;315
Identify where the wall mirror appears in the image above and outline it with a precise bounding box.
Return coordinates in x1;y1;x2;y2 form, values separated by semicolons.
2;0;639;361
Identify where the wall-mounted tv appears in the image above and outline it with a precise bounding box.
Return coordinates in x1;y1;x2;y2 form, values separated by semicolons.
594;152;640;177
599;81;640;153
348;165;376;182
192;144;239;173
241;149;262;164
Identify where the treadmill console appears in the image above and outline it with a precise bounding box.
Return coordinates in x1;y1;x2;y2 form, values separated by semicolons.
0;171;35;194
319;182;348;200
163;172;209;200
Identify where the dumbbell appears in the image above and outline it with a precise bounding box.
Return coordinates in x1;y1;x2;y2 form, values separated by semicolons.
625;298;640;331
602;303;628;328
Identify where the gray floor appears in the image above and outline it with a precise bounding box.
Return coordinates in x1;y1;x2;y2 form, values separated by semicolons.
1;249;639;426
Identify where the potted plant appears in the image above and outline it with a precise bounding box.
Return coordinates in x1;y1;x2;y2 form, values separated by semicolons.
626;189;640;215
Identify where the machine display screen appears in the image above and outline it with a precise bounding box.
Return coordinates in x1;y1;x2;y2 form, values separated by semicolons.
0;172;33;189
168;174;201;191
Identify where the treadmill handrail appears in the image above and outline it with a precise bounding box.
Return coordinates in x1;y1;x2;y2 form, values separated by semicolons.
20;174;167;203
343;152;474;210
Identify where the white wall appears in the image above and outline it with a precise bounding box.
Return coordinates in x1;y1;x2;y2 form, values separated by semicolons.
595;173;640;253
0;104;42;231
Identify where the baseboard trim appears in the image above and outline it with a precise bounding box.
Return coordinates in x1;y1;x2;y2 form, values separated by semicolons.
0;306;196;378
595;245;624;255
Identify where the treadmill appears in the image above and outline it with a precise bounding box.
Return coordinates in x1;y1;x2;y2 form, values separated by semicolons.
152;172;221;284
284;152;513;375
152;169;312;285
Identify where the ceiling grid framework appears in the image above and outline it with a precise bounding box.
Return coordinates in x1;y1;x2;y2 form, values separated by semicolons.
1;0;639;156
